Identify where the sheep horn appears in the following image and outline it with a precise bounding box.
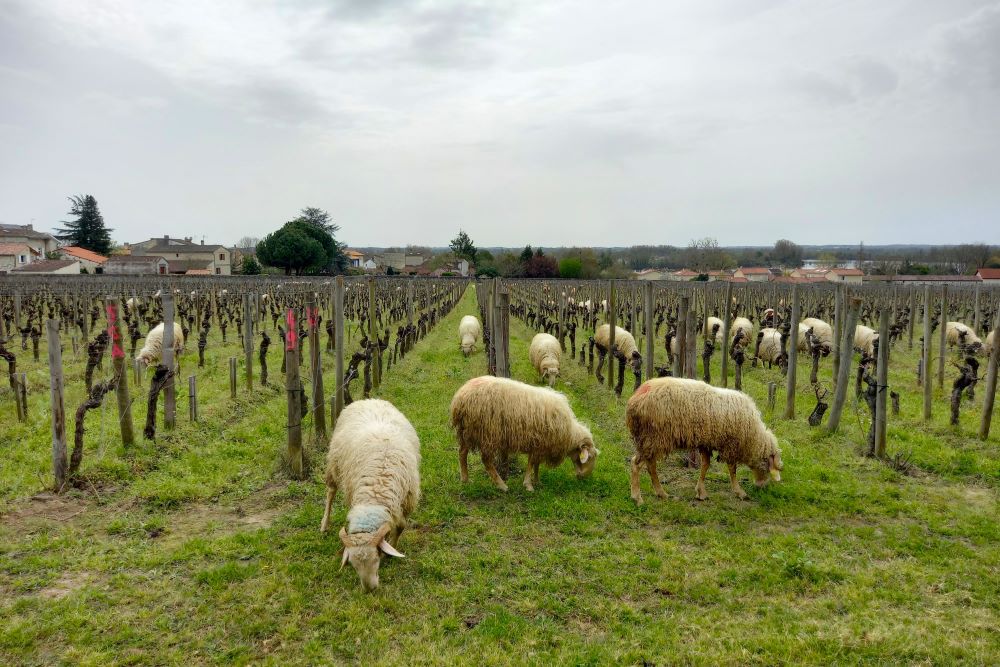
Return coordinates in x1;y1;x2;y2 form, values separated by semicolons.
378;540;406;558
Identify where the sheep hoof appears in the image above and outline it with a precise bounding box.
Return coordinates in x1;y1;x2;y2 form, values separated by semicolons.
631;494;644;506
734;489;748;500
654;490;668;500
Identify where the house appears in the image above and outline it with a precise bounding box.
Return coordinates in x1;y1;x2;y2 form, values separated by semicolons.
0;243;39;272
11;259;81;275
706;270;732;282
826;268;864;284
128;235;232;275
863;274;983;286
376;252;406;271
672;269;700;281
345;249;365;268
0;223;59;256
104;255;170;275
362;258;378;271
58;246;108;272
405;254;426;267
976;268;1000;284
733;267;774;282
168;259;215;274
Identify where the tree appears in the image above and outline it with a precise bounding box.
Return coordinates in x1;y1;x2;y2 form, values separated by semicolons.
685;237;726;273
520;245;534;263
257;220;339;275
559;257;582;279
55;195;113;254
772;239;803;267
241;256;261;275
525;254;559;278
235;236;260;250
295;207;338;234
450;230;477;263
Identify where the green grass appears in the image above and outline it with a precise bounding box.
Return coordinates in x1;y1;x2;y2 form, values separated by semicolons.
2;287;999;665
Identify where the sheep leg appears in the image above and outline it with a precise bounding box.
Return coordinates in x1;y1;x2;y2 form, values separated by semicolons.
727;463;748;500
646;459;667;499
595;348;606;382
695;449;711;501
629;455;644;505
482;454;508;492
522;461;538;492
320;485;337;533
459;443;470;483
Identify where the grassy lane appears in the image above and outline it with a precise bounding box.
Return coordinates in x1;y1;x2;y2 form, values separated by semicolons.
2;286;999;665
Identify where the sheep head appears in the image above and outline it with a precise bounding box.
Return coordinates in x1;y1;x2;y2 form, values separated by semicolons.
339;524;405;592
460;334;476;356
570;423;599;479
752;434;783;487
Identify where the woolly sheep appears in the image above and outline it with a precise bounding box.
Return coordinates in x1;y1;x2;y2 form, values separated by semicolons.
125;297;138;312
458;315;482;356
798;317;833;355
320;399;420;592
945;321;984;354
449;376;598;492
529;332;561;386
756;327;786;370
136;322;184;366
854;325;879;357
594;323;642;372
986;330;995;355
730;317;754;342
625;377;783;504
706;316;724;343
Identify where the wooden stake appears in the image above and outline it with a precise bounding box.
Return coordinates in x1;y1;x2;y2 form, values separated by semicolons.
874;308;890;457
161;293;176;429
244;293;253;391
46;319;68;491
783;284;800;419
106;298;134;447
643;282;653;382
334;277;345;424
720;281;733;387
285;308;304;479
826;297;860;433
189;375;198;422
922;286;932;420
978;311;1000;441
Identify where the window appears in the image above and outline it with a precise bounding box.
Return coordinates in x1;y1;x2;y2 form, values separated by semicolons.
219;253;225;261
19;255;26;263
215;267;221;275
159;265;166;275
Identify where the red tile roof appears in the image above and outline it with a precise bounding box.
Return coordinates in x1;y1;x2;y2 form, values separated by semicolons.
977;268;1000;280
737;267;772;274
0;243;33;256
831;268;863;276
60;246;108;264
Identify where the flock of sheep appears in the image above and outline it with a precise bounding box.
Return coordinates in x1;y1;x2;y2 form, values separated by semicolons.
130;301;990;592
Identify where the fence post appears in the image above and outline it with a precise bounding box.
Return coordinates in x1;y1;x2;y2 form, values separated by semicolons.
978;311;1000;440
972;283;981;334
608;282;617;389
46;320;68;491
106;298;134;447
676;296;688;377
923;286;932;420
189;375;198;422
285;308;304;478
783;284;800;419
831;284;843;390
907;287;915;350
720;281;733;387
229;358;237;400
244;293;253;391
161;293;176;429
498;291;510;378
874;308;890;457
368;277;380;389
334;277;345;424
685;307;696;379
937;285;948;390
827;297;860;433
643;282;654;381
308;297;326;440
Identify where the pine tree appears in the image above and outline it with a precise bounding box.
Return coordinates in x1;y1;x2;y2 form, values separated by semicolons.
56;195;113;254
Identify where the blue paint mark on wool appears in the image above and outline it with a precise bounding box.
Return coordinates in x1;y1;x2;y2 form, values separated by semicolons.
347;506;389;534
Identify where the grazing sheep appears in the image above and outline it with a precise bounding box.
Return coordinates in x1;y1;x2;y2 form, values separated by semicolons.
449;376;598;492
136;322;184;366
125;297;138;312
625;377;783;504
755;327;787;371
529;332;561;386
799;317;833;355
458;315;482;356
854;325;879;357
731;317;754;341
320;399;420;592
706;316;724;343
594;323;643;394
945;321;984;354
986;330;995;355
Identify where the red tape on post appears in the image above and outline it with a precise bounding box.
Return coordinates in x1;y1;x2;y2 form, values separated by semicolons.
106;303;125;359
286;309;297;351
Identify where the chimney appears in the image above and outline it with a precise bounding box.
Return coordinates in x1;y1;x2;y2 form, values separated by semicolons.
164;235;169;241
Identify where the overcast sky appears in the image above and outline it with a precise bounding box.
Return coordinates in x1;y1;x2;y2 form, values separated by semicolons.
1;0;998;249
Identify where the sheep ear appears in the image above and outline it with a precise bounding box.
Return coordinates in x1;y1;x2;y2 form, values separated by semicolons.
579;448;590;464
379;540;405;558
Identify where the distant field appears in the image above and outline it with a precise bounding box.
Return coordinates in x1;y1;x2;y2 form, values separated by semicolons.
2;284;999;665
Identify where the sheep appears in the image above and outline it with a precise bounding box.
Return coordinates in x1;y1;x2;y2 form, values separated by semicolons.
449;376;598;492
319;399;420;592
854;325;879;357
945;321;984;354
986;330;995;355
458;315;482;356
755;327;787;371
529;332;561;386
625;377;783;504
125;297;138;312
136;322;184;367
593;323;643;395
731;317;754;341
705;316;724;343
799;317;833;356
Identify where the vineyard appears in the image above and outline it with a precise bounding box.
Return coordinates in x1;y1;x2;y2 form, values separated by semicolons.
1;275;999;665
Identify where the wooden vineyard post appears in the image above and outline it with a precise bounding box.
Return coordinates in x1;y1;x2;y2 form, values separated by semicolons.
907;287;916;350
720;281;733;387
497;291;511;378
285;308;304;479
874;308;890;457
334;277;345;425
783;284;800;419
229;358;237;399
46;319;68;492
607;282;617;390
832;284;843;389
827;297;860;433
244;294;253;391
922;286;932;420
368;277;381;389
972;283;981;334
13;291;21;331
161;293;176;430
685;307;696;380
308;297;327;440
676;296;688;377
643;282;654;382
106;298;134;447
978;311;1000;441
937;285;948;390
189;376;198;422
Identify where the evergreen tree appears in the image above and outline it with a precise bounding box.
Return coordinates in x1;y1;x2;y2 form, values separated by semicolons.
55;195;113;254
257;220;339;275
449;230;478;263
